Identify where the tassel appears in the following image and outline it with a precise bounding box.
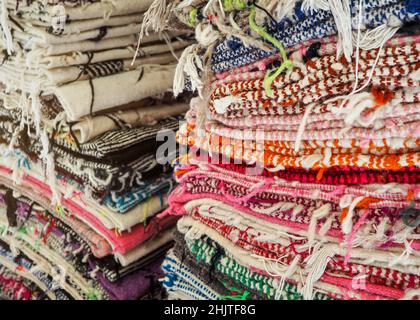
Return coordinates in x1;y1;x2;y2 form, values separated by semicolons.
133;0;175;65
39;128;60;205
340;196;380;235
173;44;203;97
29;84;42;136
343;209;369;265
141;0;172;37
355;24;399;51
294;103;315;151
302;244;336;300
340;195;365;234
307;203;332;248
329;0;352;61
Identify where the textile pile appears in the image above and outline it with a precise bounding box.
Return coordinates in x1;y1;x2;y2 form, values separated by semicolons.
153;0;420;300
0;0;192;300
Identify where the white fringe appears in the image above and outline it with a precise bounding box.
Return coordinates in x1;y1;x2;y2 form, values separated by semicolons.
302;244;336;300
173;44;203;97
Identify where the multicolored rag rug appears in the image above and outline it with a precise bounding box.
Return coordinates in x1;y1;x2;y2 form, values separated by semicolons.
0;0;419;301
0;0;191;300
142;0;420;300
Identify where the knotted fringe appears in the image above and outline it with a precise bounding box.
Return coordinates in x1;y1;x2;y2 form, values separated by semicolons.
141;0;172;37
173;44;204;97
307;203;332;248
354;24;399;51
275;255;301;300
302;0;352;61
302;244;336;300
133;0;176;64
39;128;60;205
29;84;42;136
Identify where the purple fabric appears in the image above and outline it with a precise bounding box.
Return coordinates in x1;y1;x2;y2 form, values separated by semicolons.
92;256;165;300
0;190;167;300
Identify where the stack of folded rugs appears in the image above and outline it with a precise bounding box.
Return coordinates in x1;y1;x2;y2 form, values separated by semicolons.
0;0;193;300
150;0;420;300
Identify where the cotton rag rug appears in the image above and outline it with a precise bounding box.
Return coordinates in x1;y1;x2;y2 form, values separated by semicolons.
145;0;420;300
0;0;193;300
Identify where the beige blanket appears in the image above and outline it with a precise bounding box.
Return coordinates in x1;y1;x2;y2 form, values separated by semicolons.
54;65;176;121
73;102;189;143
7;0;154;22
15;12;144;35
45;51;182;85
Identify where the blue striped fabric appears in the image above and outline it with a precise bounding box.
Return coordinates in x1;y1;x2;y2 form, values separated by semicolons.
211;0;420;73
